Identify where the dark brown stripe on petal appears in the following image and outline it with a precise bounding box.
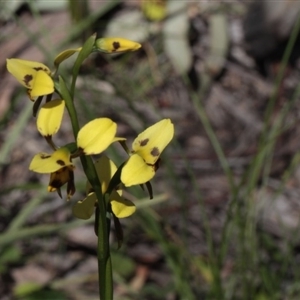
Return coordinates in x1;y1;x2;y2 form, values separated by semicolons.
33;67;44;71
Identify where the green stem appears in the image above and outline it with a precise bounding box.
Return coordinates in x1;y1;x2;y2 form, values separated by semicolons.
56;78;80;136
56;71;112;298
81;155;113;299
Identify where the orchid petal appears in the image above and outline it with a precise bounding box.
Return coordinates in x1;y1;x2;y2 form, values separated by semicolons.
121;154;155;186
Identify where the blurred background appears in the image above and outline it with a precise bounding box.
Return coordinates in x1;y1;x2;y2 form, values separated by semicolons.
2;0;300;299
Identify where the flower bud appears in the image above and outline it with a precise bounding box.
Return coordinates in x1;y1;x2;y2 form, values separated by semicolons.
95;37;141;54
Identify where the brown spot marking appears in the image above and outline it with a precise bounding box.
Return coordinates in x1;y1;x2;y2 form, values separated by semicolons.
150;147;160;157
33;67;45;71
112;41;120;51
140;138;149;146
40;154;51;159
56;159;66;166
23;74;33;87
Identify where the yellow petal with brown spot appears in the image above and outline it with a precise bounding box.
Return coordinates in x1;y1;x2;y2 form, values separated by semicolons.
6;58;54;97
95;37;141;53
132;119;174;165
29;148;73;174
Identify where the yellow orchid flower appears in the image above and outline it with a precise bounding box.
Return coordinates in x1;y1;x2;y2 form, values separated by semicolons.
73;155;136;220
6;58;54;100
121;119;174;186
77;118;117;155
36;99;65;137
95;37;141;54
29;147;73;174
29;117;121;198
29;148;75;198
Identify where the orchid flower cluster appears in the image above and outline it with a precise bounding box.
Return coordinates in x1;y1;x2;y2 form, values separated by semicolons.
7;36;174;221
7;35;174;298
